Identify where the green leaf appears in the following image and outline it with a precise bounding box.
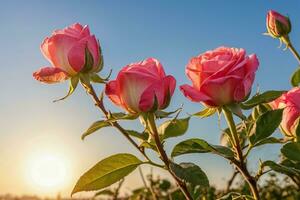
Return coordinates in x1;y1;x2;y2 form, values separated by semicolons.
170;162;209;187
94;189;114;197
281;142;300;161
291;67;300;87
53;76;79;102
250;109;283;145
171;138;234;159
108;112;139;122
81;120;111;140
252;137;282;147
140;141;157;152
281;159;300;170
262;160;300;177
193;107;217;118
125;130;148;140
158;117;190;140
72;153;143;195
242;90;285;109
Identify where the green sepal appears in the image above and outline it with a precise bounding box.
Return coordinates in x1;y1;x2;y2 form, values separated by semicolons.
53;76;79;102
226;103;246;120
154;107;181;119
161;86;171;110
149;94;159;113
192;107;217;118
81;47;94;73
96;41;104;72
90;73;106;84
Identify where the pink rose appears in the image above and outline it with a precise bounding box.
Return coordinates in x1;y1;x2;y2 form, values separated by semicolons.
180;47;259;107
266;10;291;38
33;23;101;84
105;58;176;114
270;87;300;138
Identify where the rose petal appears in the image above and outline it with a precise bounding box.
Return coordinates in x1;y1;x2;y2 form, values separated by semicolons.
105;80;123;107
201;75;243;106
138;75;176;112
180;84;214;105
118;71;156;112
33;67;69;84
45;34;78;75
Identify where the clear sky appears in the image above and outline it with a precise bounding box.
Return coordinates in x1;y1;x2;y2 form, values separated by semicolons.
0;0;300;197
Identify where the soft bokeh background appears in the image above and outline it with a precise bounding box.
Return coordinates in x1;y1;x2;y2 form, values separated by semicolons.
0;0;300;197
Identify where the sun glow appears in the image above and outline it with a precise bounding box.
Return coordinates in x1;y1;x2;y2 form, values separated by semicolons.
26;152;70;191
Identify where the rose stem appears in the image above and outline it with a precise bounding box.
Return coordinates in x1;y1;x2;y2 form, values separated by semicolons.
282;36;300;64
83;83;154;162
147;113;193;200
223;107;260;200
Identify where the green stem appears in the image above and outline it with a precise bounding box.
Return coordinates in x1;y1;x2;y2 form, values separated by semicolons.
282;36;300;64
147;113;193;200
223;107;260;200
85;83;153;161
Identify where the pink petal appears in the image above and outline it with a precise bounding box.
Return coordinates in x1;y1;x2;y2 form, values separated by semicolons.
80;25;91;37
180;84;213;105
139;81;164;112
118;71;155;112
281;106;300;137
105;80;123;107
85;35;100;70
33;67;69;84
142;58;166;78
67;40;86;72
233;54;259;101
53;23;83;39
138;75;176;112
201;75;242;106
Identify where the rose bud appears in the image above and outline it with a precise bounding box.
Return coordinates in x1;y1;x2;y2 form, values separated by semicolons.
33;23;102;84
266;10;291;38
180;47;259;107
105;58;176;114
270;87;300;138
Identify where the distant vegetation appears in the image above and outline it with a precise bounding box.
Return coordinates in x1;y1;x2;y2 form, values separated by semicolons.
2;172;299;200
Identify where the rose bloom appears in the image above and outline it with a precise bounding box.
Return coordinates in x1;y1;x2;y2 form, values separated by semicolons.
266;10;291;38
105;58;176;114
180;47;259;107
270;87;300;138
33;23;101;83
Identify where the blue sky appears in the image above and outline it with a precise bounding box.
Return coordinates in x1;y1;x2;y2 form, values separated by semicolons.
0;0;300;197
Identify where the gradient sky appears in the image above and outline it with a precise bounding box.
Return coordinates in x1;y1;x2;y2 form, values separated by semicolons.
1;0;300;197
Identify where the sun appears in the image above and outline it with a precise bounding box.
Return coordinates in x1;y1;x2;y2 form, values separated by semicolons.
27;152;69;190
